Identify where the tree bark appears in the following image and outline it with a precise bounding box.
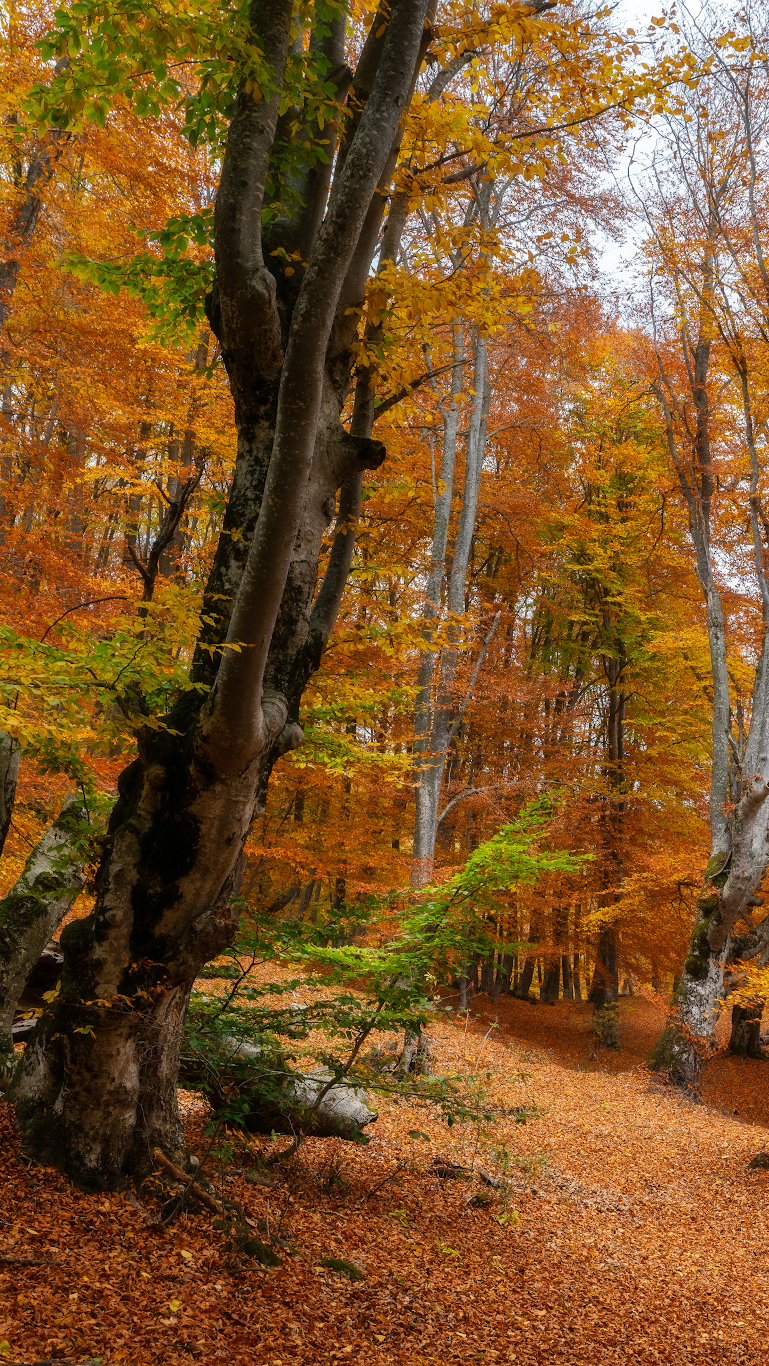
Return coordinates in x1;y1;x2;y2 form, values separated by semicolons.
10;0;434;1188
0;801;85;1077
540;955;560;1005
729;1001;763;1058
646;108;769;1083
181;1036;377;1140
590;925;619;1047
0;733;20;859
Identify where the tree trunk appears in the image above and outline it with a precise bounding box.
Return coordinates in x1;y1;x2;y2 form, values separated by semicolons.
181;1037;377;1140
0;732;20;859
729;1001;764;1059
648;890;726;1083
411;328;490;887
589;925;619;1047
648;215;769;1082
572;953;582;1002
540;956;560;1005
498;952;513;996
480;950;496;996
0;800;85;1077
513;954;536;1001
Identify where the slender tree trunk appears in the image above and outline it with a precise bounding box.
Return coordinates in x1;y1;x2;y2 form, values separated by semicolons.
590;668;624;1046
540;954;560;1005
412;328;490;887
513;956;536;1001
572;953;582;1002
0;732;20;859
648;229;769;1084
480;949;496;996
590;925;619;1046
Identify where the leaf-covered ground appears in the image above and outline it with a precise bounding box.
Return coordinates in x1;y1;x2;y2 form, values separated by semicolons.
2;993;769;1365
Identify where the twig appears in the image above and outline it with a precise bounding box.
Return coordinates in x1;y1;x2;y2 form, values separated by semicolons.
39;595;129;642
358;1162;406;1203
475;1022;499;1068
152;1148;224;1216
264;1132;302;1167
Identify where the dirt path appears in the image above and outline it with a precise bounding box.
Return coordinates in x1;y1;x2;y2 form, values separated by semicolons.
1;994;768;1365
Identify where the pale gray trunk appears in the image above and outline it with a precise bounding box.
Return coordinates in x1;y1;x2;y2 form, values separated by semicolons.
412;327;463;887
182;1036;378;1139
411;331;489;887
0;800;85;1076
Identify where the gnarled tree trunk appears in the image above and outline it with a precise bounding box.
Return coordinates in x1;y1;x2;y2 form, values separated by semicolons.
9;0;434;1189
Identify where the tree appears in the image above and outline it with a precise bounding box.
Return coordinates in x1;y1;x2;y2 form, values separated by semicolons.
7;0;437;1188
636;10;769;1084
0;0;692;1184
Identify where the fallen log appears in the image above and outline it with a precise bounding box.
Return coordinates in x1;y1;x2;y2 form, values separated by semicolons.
179;1035;377;1140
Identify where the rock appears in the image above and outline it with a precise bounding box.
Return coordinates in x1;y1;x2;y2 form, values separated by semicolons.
284;1067;378;1139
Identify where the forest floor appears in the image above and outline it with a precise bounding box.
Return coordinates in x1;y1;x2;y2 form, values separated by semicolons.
2;989;769;1366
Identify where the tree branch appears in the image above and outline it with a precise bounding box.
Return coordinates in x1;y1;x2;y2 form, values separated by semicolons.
207;0;433;768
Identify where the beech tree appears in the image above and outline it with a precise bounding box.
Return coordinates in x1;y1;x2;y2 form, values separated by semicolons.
0;0;697;1188
639;13;769;1084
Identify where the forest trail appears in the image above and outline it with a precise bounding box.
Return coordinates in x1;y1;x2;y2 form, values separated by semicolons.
2;994;769;1366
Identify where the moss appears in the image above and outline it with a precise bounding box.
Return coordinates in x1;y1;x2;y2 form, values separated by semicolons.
648;1023;685;1073
241;1235;282;1266
320;1257;364;1282
214;1215;282;1266
683;954;709;981
0;893;47;956
680;894;721;983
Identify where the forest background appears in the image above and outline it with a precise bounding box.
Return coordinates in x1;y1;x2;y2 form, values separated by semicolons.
3;0;769;1178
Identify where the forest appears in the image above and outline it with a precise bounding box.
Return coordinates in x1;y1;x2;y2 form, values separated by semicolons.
2;1;769;1363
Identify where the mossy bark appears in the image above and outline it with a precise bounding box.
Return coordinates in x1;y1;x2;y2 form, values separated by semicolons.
729;1001;764;1058
9;736;264;1189
590;925;619;1046
0;800;85;1079
648;892;724;1086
